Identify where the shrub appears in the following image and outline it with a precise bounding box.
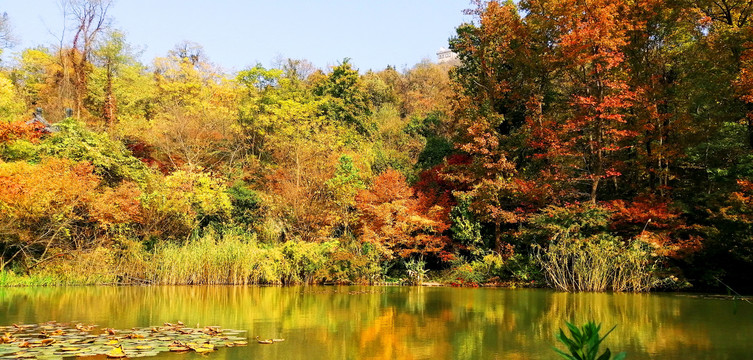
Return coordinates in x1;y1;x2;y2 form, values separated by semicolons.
39;118;148;185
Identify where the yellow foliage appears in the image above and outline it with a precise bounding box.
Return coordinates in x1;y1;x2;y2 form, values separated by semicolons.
0;73;25;122
140;170;231;240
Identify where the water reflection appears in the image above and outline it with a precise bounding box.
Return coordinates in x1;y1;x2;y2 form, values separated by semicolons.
0;286;749;360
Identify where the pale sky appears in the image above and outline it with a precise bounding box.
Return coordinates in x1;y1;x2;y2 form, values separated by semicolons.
1;0;472;72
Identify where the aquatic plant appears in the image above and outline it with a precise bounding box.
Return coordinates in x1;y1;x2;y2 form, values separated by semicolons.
0;321;248;359
554;321;626;360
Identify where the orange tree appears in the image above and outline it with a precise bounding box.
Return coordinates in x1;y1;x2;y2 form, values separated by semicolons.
0;158;140;270
355;169;451;263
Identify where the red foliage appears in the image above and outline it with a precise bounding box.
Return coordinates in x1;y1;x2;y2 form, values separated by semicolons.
606;196;701;258
125;139;171;174
527;0;638;202
89;182;143;228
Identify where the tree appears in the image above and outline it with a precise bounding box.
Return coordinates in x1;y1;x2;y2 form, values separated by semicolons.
356;169;451;261
39;118;148;185
0;73;25;122
151;46;240;170
0;159;101;269
88;34;154;128
526;0;637;203
313;59;374;135
91;30;127;126
326;154;365;236
64;0;114;117
139;170;231;241
236;63;350;241
0;12;17;55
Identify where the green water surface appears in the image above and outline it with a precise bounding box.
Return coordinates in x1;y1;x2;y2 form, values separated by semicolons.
0;286;750;359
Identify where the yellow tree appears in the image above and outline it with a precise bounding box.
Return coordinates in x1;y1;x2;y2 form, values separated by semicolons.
151;43;240;170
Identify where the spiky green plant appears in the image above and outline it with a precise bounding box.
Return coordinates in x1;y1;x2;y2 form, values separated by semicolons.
554;321;626;360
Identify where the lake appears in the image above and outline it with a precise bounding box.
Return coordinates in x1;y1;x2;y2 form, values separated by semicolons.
0;286;750;359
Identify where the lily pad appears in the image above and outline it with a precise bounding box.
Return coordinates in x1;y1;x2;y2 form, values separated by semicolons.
0;321;249;359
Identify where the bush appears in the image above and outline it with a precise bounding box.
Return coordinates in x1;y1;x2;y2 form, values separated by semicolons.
39;118;148;185
226;181;261;230
325;239;383;284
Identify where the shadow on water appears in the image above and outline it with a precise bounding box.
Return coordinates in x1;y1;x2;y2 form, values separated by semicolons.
0;286;750;360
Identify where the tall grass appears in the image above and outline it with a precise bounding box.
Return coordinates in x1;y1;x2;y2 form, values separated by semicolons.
0;270;59;286
21;229;381;286
150;230;337;285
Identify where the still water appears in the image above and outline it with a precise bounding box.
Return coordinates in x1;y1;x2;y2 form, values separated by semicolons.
0;286;750;359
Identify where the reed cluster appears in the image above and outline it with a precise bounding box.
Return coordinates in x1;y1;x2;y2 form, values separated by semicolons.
536;236;656;292
5;230;382;286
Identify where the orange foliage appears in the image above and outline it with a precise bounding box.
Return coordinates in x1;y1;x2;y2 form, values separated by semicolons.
0;121;43;144
723;179;753;223
0;159;100;260
0;158;144;265
356;169;451;260
89;182;143;228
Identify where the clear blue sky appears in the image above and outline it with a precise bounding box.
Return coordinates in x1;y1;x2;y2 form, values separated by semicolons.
2;0;472;72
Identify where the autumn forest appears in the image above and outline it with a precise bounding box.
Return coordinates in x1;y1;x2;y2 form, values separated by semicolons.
0;0;752;293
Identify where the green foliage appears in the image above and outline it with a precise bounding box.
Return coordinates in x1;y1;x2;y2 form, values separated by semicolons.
685;122;753;188
237;64;283;91
554;321;626;360
88;42;155;123
528;203;612;242
450;253;507;285
502;253;541;282
450;194;486;258
140;170;232;240
226;182;261;230
325;239;383;284
39;118;148;184
279;239;337;284
10;48;54;107
369;142;415;180
417;136;453;169
0;270;59;286
450;262;485;285
314;59;374;135
404;111;443;137
327;154;365;197
404;256;428;285
1;140;38;162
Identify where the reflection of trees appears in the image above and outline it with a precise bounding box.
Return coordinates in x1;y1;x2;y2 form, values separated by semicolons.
0;287;750;360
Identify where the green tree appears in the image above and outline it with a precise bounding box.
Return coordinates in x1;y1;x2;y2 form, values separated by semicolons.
314;59;374;135
326;154;365;236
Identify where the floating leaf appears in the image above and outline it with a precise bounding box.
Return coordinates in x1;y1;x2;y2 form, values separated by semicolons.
0;322;248;359
106;346;126;358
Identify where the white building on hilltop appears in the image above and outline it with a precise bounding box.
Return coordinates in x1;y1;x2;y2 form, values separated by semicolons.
437;47;458;64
